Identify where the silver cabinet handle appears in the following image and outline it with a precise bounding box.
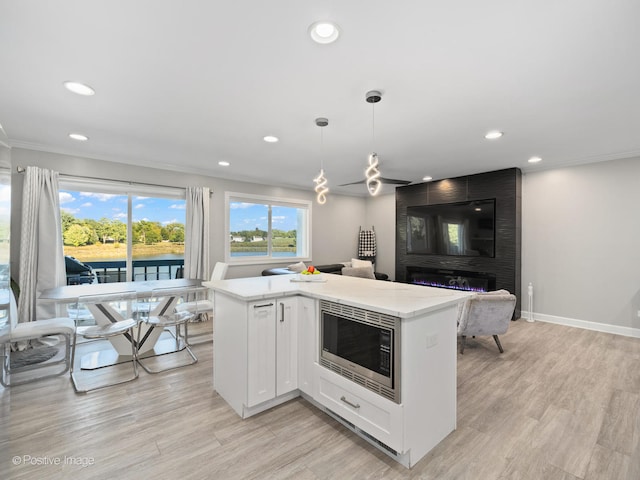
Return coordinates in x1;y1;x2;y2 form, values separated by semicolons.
340;396;360;409
280;302;285;322
253;303;274;309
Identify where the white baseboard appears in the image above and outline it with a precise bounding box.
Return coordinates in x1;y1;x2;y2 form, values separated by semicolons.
520;311;640;339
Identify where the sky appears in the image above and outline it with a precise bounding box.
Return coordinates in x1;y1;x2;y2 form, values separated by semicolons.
59;191;300;232
59;190;185;225
229;202;298;232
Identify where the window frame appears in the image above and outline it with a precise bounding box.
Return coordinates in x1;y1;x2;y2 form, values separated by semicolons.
59;177;186;281
225;192;312;265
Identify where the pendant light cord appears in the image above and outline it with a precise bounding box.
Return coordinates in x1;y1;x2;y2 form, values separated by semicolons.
320;127;324;170
371;102;376;150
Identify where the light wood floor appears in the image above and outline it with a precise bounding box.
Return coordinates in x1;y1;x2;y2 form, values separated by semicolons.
1;319;639;479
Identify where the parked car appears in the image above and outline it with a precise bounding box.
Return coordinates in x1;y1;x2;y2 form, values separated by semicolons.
64;255;97;285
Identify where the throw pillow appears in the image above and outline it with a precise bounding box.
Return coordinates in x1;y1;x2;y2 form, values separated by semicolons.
351;258;373;269
287;261;306;273
342;266;376;280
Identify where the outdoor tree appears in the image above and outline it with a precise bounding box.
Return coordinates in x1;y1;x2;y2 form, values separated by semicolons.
161;223;184;243
133;220;163;244
63;224;92;247
60;211;77;233
111;220;127;243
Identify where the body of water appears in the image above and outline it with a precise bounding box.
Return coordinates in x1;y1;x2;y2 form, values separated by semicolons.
77;253;185;263
230;252;297;257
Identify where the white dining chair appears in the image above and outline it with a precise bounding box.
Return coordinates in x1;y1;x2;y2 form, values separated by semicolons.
176;262;228;321
136;287;197;373
70;291;139;393
175;262;228;345
1;289;76;387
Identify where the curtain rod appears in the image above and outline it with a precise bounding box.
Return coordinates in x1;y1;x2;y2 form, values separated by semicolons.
15;165;212;194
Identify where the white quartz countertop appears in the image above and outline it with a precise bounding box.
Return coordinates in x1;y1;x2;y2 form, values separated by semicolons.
204;274;472;318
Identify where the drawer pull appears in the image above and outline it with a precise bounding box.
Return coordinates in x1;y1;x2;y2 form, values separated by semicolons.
253;303;274;309
340;396;360;409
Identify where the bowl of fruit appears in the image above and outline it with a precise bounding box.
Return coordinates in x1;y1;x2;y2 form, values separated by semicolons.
294;265;325;282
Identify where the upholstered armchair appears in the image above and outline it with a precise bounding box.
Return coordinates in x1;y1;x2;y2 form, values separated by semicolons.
457;289;517;354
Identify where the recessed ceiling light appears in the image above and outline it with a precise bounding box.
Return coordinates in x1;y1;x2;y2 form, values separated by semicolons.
63;81;95;96
263;135;279;143
484;131;503;140
68;133;88;141
309;21;340;44
528;156;542;163
422;176;433;182
218;161;230;166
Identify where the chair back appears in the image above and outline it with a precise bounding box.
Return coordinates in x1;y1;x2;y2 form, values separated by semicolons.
0;290;10;343
76;291;137;324
210;262;229;281
458;290;516;337
8;289;17;330
148;287;186;316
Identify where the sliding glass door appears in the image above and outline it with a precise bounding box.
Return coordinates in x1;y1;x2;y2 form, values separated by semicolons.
60;181;185;283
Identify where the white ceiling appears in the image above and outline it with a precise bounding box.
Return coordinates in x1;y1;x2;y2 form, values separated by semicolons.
1;1;639;196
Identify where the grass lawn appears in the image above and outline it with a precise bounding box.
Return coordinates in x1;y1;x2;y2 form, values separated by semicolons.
64;242;185;260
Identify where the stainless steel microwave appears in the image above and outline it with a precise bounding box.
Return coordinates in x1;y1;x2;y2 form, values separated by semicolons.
319;300;401;403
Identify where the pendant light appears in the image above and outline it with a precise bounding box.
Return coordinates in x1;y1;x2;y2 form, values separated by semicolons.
313;117;329;204
365;90;382;196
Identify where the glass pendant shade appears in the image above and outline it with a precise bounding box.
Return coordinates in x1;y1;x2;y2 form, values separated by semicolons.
365;91;383;196
313;117;329;204
314;168;328;204
365;152;382;196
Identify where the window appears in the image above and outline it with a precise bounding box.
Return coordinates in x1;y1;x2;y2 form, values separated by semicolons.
226;192;311;264
59;178;186;283
444;222;461;254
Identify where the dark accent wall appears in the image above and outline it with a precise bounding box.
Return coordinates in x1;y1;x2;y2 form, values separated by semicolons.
396;168;522;318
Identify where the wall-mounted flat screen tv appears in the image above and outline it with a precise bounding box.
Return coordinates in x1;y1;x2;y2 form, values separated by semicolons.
406;199;496;257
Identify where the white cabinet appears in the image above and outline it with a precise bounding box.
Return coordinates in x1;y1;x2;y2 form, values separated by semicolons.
297;296;317;396
211;274;464;467
275;297;298;397
246;301;277;407
315;365;403;452
246;297;299;407
215;294;302;417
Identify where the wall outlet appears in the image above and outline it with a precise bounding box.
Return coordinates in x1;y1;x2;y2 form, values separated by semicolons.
637;310;640;318
426;334;438;349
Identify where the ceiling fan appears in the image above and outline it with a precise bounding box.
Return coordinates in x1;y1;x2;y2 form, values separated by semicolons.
338;175;412;187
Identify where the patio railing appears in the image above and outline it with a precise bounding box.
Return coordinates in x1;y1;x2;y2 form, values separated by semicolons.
68;259;185;284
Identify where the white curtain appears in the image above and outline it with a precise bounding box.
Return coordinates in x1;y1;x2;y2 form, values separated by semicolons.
184;186;210;280
18;166;66;323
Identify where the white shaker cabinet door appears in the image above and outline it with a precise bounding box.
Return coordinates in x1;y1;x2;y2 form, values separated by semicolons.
276;297;298;396
297;296;317;395
247;300;276;407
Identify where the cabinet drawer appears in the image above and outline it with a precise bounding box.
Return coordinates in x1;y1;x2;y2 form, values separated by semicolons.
315;365;403;452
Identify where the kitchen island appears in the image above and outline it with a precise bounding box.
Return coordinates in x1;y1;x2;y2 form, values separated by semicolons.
204;273;470;468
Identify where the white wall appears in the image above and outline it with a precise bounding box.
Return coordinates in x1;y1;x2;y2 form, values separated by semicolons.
13;147;640;334
10;148;368;280
522;156;640;333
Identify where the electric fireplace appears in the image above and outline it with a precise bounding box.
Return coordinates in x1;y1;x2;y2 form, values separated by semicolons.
406;266;496;292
